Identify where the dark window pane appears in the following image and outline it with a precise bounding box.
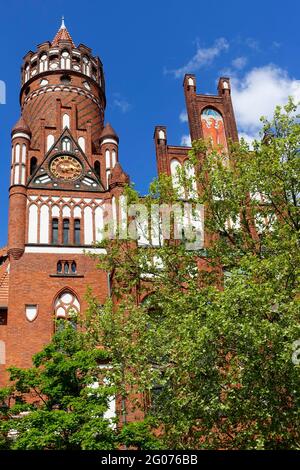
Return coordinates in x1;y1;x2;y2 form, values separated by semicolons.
63;219;69;245
71;261;77;273
52;218;59;244
57;261;62;273
74;219;81;245
30;157;38;175
0;309;7;325
94;161;100;178
64;262;69;274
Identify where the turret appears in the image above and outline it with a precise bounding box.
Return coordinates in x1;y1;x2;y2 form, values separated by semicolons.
10;116;31;186
100;123;119;189
8;116;31;260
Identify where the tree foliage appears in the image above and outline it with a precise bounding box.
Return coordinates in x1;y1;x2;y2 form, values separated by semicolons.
0;322;161;450
1;101;299;450
94;100;300;449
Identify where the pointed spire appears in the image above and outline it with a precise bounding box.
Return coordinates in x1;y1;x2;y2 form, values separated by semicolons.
52;17;75;47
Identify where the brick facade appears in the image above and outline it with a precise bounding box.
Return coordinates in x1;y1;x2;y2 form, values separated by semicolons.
0;22;238;424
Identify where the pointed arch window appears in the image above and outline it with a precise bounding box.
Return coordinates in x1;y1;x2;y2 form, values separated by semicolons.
62;137;71;152
62;114;70;129
54;290;80;330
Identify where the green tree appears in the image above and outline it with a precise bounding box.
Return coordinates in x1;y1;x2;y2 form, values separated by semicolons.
0;322;117;449
1;101;299;450
93;100;300;449
0;320;161;450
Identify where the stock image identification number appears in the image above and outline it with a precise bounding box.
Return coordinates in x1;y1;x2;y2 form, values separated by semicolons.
100;454;198;466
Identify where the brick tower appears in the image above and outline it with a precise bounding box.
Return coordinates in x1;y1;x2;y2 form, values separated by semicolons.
0;21;239;394
0;19;129;385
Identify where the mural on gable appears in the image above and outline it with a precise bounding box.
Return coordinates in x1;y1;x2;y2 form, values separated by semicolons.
201;108;227;151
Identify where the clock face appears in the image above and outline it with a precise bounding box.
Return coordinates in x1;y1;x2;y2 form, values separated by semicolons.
50;156;82;181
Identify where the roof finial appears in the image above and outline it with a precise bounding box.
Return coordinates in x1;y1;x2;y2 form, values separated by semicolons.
60;16;66;30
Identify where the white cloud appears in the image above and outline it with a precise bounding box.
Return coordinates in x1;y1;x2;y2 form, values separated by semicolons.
181;134;191;146
166;38;229;78
232;65;300;141
245;38;260;51
179;110;188;123
232;56;247;70
112;93;131;113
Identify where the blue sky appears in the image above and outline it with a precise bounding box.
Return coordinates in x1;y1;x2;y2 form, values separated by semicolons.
0;0;299;247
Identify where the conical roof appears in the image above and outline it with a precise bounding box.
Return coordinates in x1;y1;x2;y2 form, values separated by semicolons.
52;17;75;48
12;116;31;136
100;123;119;143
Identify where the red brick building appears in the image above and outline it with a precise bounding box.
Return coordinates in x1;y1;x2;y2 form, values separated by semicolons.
0;21;238;389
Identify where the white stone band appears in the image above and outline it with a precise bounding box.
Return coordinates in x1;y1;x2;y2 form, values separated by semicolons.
25;246;106;254
12;133;31;141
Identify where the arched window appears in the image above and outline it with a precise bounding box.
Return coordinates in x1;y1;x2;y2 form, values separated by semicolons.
57;261;62;273
74;219;81;245
52;218;59;244
63;219;70;245
64;262;69;274
82;56;90;76
94;160;100;178
111;151;116;168
71;261;77;273
61;50;71;69
54;291;80;329
39;54;48;73
62;114;70;129
62;137;71;152
30;157;38;175
105;150;110;169
170;159;184;198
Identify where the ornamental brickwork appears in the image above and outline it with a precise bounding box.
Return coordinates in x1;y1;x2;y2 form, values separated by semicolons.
0;21;238;424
